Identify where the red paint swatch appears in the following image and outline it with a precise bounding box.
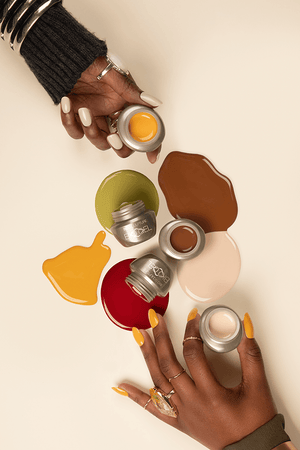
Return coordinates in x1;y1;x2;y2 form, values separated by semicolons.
101;258;169;330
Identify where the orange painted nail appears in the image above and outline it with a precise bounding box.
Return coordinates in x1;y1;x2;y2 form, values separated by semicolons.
132;327;144;346
112;387;128;397
244;313;254;339
148;309;159;328
187;308;198;322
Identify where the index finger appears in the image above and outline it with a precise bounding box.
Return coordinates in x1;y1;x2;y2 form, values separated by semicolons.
183;309;222;392
149;310;195;397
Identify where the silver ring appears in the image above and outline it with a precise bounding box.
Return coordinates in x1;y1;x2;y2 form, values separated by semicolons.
168;369;185;383
143;398;152;410
182;336;202;345
97;61;114;81
97;55;130;81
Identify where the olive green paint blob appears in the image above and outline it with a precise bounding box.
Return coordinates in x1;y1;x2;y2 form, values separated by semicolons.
95;170;159;233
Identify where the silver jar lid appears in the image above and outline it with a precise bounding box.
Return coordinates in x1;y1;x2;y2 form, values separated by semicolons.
159;219;206;260
117;105;165;152
199;305;242;353
112;201;146;223
125;254;172;303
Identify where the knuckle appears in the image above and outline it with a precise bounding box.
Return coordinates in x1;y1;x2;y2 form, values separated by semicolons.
142;350;154;366
246;343;263;362
183;344;200;364
159;357;172;375
152;374;167;388
132;395;140;405
87;128;99;140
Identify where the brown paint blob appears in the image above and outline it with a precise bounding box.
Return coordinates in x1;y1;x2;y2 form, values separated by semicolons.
158;152;238;233
170;226;197;253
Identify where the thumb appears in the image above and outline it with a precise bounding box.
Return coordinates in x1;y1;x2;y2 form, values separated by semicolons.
102;66;162;108
237;313;269;389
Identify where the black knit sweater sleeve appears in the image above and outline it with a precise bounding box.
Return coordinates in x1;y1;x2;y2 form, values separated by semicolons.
12;3;107;104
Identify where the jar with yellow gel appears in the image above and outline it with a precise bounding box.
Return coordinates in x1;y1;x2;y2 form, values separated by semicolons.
116;105;165;152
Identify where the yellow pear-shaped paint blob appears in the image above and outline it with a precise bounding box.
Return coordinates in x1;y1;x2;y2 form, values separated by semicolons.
42;231;111;305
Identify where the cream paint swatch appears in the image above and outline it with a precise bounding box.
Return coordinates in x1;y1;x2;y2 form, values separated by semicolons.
177;231;241;303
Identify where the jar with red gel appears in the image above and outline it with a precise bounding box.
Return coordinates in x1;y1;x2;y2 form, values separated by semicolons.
101;258;169;330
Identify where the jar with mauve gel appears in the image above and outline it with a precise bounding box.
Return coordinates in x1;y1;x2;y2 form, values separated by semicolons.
110;200;156;247
125;254;172;303
199;305;243;353
159;219;206;260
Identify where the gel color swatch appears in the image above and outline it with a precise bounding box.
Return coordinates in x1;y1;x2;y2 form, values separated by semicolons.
95;170;159;233
43;231;111;305
158;152;238;233
177;231;241;302
101;258;169;330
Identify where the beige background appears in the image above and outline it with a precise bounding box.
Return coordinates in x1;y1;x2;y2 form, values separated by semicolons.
0;1;299;449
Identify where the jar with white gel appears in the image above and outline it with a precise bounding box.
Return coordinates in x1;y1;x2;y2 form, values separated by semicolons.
110;201;156;247
199;305;242;353
126;254;172;303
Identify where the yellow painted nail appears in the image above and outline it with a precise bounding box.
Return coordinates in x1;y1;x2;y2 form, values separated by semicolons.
112;387;128;397
187;307;198;322
148;309;159;328
132;327;144;346
244;313;254;339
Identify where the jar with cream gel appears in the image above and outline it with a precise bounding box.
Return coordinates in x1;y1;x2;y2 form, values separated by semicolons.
110;201;156;247
126;254;172;303
159;218;206;260
115;105;165;152
199;305;242;353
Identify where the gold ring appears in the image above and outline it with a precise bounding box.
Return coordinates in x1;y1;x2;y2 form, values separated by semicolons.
149;387;178;418
143;398;152;410
182;336;202;345
168;368;185;382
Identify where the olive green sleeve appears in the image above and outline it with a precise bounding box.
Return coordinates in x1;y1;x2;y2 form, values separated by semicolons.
223;414;291;450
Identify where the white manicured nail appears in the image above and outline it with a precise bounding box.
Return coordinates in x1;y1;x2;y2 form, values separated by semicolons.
61;96;71;114
140;92;162;107
78;108;92;127
107;133;123;150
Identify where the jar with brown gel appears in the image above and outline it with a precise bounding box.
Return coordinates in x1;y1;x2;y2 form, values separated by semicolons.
158;151;238;233
159;218;206;260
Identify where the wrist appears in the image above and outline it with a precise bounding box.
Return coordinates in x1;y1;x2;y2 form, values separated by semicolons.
273;443;297;450
223;414;291;450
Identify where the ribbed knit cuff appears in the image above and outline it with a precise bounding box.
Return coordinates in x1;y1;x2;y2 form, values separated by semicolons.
223;415;290;450
20;3;107;104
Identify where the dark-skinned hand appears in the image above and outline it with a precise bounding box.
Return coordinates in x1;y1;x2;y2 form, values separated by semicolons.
60;55;162;163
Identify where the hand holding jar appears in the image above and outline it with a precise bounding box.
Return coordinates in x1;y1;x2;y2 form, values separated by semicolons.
113;310;295;450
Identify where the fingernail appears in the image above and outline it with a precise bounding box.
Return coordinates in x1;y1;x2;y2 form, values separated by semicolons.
148;309;159;328
132;327;144;347
140;92;162;107
187;308;198;322
78;108;92;127
151;152;160;164
244;313;254;339
112;387;128;397
61;96;71;114
107;133;123;150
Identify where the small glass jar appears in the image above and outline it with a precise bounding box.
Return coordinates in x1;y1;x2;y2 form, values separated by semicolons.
116;105;165;152
110;201;156;247
159;218;206;260
126;254;172;303
199;305;242;353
